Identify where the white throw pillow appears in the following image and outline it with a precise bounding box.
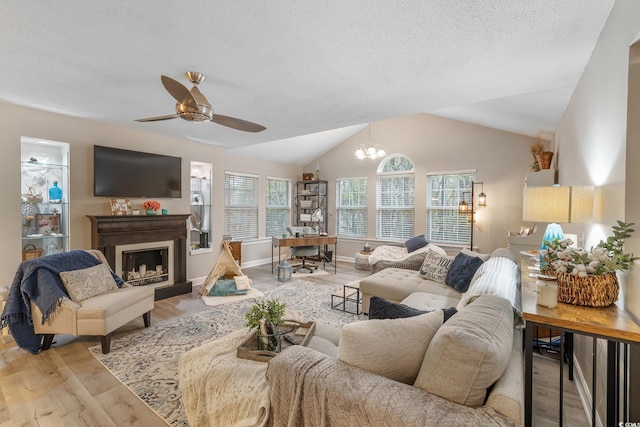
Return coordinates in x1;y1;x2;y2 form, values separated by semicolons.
418;249;454;283
414;294;514;407
234;275;252;290
59;263;119;302
337;310;444;384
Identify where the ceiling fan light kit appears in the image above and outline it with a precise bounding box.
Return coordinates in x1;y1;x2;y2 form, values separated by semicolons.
135;71;266;133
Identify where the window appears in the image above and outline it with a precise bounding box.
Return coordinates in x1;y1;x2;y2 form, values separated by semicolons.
224;171;258;240
266;177;291;237
336;178;367;237
377;155;415;240
426;171;474;244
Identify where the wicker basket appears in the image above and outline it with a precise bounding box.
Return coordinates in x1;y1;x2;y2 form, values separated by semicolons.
555;272;618;307
22;244;43;261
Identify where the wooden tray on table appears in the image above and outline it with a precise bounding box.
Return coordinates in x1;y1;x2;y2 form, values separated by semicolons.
237;321;316;362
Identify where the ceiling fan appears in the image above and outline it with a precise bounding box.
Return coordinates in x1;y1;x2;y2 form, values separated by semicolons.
135;71;266;133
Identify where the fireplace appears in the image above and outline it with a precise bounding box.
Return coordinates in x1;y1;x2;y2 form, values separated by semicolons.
87;215;192;300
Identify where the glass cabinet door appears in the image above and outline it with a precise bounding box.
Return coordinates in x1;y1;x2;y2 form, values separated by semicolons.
21;137;70;258
189;162;212;254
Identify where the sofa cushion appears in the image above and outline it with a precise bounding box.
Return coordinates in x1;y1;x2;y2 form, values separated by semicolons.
461;248;490;262
405;235;428;253
338;310;444;384
419;249;454;283
59;263;119;303
414;294;514;407
445;252;484;293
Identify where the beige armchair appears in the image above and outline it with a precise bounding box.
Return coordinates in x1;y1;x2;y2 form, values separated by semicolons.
31;250;155;354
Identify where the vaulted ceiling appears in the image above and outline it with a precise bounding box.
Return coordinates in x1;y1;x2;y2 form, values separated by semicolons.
0;1;614;164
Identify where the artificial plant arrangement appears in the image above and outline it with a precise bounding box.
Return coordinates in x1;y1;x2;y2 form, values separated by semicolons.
541;221;638;307
244;298;286;352
142;200;160;212
529;140;544;171
541;221;638;276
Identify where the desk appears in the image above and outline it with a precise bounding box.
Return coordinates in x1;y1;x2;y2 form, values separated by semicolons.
522;259;640;426
272;235;337;274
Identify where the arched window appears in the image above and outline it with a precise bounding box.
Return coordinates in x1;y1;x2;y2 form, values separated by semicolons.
376;155;415;240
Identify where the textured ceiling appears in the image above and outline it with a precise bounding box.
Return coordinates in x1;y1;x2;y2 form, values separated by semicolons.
0;1;614;164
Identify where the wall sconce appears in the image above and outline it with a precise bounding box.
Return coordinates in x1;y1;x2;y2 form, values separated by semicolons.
457;181;486;249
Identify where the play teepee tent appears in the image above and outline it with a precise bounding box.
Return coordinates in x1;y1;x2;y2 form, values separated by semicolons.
200;241;246;296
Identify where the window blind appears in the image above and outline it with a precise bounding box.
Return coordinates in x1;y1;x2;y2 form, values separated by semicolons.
377;155;415;240
266;177;291;237
426;172;473;244
336;178;367;237
224;172;258;240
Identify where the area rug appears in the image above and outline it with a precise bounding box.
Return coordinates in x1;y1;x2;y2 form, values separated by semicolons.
89;279;363;427
291;268;328;278
200;287;265;307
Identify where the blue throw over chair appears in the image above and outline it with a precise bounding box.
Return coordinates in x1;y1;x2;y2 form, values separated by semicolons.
286;226;319;273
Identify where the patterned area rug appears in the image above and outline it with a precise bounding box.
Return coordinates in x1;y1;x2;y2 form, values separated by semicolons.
89;280;363;426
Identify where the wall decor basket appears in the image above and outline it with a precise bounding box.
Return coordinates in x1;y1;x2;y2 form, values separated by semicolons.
22;244;43;261
555;272;618;307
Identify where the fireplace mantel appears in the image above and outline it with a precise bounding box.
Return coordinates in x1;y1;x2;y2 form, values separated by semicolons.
87;214;192;300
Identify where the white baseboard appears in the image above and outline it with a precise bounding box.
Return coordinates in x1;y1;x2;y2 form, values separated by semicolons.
572;354;603;427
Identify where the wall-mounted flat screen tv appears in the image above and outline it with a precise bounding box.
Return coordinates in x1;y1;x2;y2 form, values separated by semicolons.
93;145;182;198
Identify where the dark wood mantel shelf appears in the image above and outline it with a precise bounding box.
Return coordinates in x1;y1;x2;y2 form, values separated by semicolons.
87;214;192;300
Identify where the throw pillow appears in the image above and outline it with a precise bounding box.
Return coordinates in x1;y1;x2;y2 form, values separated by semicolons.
418;249;454;283
405;235;428;253
208;279;248;296
234;275;252;290
338;310;444;384
414;295;514;407
445;252;484;293
461;248;490;262
369;296;458;322
59;263;119;302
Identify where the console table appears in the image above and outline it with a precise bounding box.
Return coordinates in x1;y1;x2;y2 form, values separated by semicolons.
272;235;337;273
521;259;640;426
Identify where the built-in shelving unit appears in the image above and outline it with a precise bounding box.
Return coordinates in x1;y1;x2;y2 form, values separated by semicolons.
20;137;70;258
189;161;212;255
295;180;328;234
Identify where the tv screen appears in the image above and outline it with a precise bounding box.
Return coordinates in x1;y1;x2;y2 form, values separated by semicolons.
93;145;182;198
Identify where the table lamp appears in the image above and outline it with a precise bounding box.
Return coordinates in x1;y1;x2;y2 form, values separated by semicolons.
522;185;594;264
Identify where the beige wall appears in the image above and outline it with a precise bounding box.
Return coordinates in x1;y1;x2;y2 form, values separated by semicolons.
306;113;537;256
553;0;640;421
1;102;299;284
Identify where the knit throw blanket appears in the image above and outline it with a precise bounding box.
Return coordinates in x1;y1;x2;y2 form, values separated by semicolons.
178;328;270;427
0;250;123;354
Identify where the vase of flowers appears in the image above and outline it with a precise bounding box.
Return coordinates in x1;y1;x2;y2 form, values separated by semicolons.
142;200;160;215
541;221;638;307
244;298;286;352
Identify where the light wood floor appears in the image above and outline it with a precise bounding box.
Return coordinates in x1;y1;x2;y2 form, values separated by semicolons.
0;262;588;426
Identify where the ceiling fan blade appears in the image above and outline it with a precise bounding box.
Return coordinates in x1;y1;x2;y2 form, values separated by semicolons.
135;114;178;122
211;114;266;133
161;75;198;110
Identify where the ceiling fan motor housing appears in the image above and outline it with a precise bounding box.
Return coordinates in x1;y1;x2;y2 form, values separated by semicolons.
176;102;213;122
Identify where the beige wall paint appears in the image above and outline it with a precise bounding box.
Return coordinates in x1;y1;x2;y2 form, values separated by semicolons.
553;0;640;421
1;102;299;284
306;113;537;256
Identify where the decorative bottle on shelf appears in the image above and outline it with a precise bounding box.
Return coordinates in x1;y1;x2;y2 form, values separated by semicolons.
48;181;63;203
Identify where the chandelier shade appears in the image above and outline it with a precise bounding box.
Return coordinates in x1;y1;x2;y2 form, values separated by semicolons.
355;123;385;160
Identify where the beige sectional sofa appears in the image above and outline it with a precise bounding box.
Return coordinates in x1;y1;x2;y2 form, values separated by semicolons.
266;247;524;426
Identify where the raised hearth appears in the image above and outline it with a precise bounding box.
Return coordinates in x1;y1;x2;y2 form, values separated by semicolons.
87;215;192;300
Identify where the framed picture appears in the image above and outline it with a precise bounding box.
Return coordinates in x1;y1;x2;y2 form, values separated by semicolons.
36;213;60;235
110;198;132;216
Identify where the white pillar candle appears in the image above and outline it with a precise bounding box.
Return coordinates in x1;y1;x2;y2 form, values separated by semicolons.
536;275;558;308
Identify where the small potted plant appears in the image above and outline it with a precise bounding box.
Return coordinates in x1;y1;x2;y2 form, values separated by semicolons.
244;298;286;352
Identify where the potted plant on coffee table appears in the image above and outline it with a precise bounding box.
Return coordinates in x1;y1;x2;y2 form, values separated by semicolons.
244;298;286;352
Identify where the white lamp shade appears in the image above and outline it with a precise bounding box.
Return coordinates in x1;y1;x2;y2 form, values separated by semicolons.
523;186;594;223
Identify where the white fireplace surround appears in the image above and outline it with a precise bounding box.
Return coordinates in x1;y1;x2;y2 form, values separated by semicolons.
115;240;174;287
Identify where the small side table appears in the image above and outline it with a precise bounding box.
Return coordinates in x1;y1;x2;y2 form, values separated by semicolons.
331;281;362;315
354;250;373;270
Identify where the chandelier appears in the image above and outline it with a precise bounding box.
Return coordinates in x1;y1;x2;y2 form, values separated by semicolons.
355;123;385;160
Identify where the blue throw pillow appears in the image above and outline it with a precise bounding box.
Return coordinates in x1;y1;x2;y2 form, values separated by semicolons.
445;252;484;293
405;235;428;253
369;296;457;322
207;278;248;296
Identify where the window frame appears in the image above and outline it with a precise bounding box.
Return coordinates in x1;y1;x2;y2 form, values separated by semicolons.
224;171;259;241
426;170;475;245
265;176;292;237
335;177;368;237
376;154;415;240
